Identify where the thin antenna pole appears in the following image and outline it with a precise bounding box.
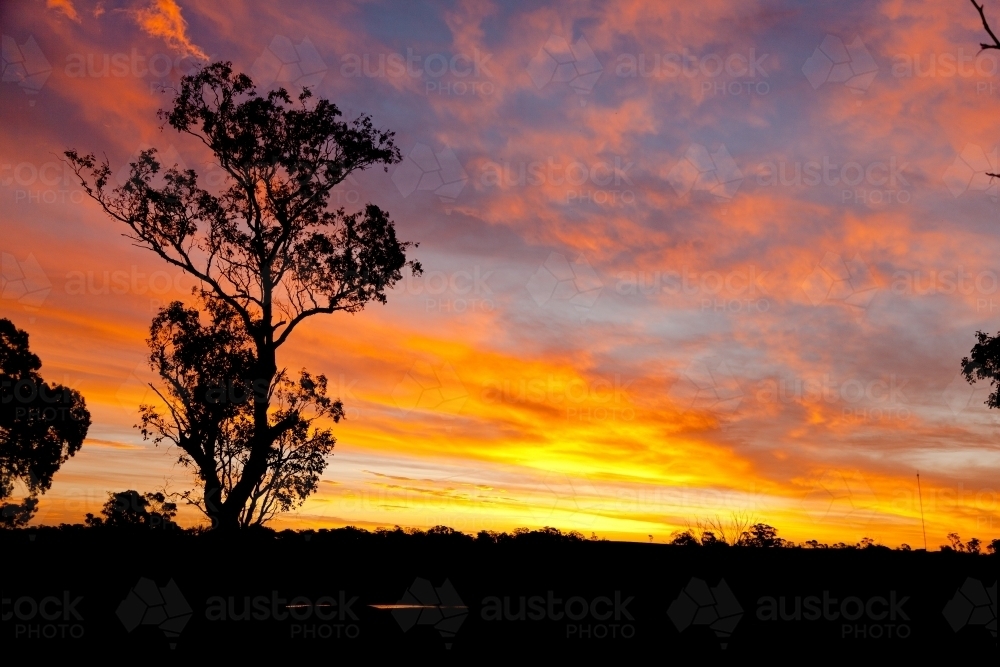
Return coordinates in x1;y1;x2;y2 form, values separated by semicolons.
917;473;927;550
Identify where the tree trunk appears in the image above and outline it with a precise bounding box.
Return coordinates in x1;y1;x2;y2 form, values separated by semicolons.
215;350;277;530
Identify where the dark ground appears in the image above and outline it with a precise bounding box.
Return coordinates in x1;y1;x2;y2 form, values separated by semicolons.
1;527;996;659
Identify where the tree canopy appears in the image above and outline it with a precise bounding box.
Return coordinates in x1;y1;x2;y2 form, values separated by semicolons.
1;318;90;527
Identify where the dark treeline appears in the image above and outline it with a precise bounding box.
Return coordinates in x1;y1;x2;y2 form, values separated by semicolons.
11;489;999;555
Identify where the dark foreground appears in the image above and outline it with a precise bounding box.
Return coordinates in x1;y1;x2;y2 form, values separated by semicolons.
1;528;996;659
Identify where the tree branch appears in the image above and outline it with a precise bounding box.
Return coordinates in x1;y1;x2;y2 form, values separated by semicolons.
972;0;1000;50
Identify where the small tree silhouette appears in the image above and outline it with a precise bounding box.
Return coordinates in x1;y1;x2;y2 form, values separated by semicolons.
740;523;786;548
941;533;987;553
962;331;1000;409
1;318;91;527
85;490;178;530
669;530;699;546
66;62;420;531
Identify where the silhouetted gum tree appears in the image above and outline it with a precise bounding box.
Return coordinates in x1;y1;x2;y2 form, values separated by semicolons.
0;318;91;527
66;62;420;531
139;299;343;527
961;330;1000;409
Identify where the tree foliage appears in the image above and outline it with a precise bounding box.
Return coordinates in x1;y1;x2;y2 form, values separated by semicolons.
0;318;90;527
961;330;1000;409
138;299;343;528
84;490;178;530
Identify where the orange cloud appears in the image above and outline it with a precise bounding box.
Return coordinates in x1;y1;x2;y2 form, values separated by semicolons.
46;0;80;22
131;0;208;60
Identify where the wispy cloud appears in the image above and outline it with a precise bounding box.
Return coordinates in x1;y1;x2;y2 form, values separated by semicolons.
131;0;208;59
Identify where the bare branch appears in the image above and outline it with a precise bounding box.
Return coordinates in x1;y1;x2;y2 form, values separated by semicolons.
971;0;1000;50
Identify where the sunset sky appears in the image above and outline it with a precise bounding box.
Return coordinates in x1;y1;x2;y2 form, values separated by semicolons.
1;0;998;547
